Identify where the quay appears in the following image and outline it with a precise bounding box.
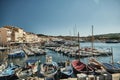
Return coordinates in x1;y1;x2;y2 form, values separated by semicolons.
112;73;120;80
18;73;120;80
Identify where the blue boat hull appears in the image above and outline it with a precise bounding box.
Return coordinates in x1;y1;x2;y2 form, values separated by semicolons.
103;63;120;73
0;74;18;80
8;52;25;58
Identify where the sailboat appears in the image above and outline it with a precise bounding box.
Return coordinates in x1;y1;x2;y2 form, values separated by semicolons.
88;25;108;74
88;25;120;73
71;32;93;74
102;48;120;73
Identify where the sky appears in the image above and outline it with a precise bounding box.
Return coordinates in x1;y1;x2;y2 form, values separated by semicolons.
0;0;120;36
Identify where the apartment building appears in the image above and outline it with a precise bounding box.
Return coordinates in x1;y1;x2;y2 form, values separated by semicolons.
4;26;25;43
0;26;41;45
0;27;12;46
25;32;39;43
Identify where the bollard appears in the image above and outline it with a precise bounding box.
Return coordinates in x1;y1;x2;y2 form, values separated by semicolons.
88;75;95;80
103;74;108;80
77;73;87;80
86;77;89;80
96;76;100;80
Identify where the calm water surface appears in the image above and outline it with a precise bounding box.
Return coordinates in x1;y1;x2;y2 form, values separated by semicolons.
6;42;120;66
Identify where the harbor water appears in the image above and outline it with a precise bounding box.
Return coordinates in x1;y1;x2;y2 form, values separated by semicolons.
6;42;120;67
1;42;120;80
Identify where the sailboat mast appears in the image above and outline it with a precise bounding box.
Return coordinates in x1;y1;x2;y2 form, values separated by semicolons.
78;32;81;60
78;32;80;49
111;47;114;64
91;25;94;54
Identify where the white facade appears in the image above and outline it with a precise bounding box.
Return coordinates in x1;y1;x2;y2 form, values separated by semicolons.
0;26;42;44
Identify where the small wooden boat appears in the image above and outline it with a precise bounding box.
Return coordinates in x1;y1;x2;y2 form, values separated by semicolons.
71;60;93;74
0;61;7;73
60;60;73;78
8;49;25;58
71;32;93;74
88;58;107;73
102;62;120;73
40;55;58;78
16;59;40;78
89;57;120;73
102;48;120;73
0;63;19;80
23;48;35;56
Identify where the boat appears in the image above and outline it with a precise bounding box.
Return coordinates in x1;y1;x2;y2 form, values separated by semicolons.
8;49;25;58
102;45;118;74
88;58;107;73
102;47;120;73
71;32;93;74
0;63;19;80
35;49;46;56
16;59;40;78
0;61;7;73
29;45;46;56
60;60;73;78
71;60;93;74
102;62;120;73
40;55;58;78
105;40;119;43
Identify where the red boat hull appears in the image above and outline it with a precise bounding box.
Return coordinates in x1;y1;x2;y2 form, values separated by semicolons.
71;60;93;74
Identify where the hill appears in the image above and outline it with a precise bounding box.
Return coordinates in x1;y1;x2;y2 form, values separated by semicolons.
94;33;120;40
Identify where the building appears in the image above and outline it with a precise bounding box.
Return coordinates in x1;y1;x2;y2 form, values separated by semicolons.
0;27;12;46
0;25;43;45
3;26;25;43
25;32;39;43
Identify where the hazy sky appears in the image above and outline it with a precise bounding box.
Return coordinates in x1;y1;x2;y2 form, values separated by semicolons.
0;0;120;36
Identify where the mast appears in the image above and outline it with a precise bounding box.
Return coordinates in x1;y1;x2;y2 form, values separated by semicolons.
74;24;77;36
78;32;80;60
69;30;72;41
111;47;114;64
78;32;80;49
91;25;94;54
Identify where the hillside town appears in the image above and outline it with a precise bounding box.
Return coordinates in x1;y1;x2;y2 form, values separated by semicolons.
0;26;59;46
1;25;120;47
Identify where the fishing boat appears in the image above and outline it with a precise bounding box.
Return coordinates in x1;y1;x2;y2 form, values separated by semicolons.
101;47;120;73
86;26;107;74
0;63;19;80
16;59;40;78
23;48;35;56
60;60;73;78
71;60;93;74
72;32;94;74
40;55;58;78
88;58;107;73
102;62;120;73
0;61;7;73
105;40;119;43
8;49;25;58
